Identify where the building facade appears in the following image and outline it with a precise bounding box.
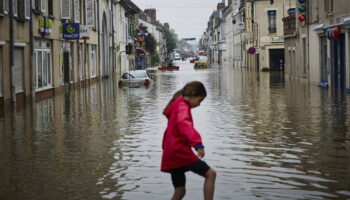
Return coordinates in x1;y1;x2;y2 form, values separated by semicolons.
0;0;144;108
284;0;350;92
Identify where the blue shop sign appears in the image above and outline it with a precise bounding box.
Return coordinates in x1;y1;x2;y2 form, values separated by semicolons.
62;23;80;40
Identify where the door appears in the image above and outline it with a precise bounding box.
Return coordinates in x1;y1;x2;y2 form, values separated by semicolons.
63;52;70;84
14;48;24;93
332;33;345;90
269;49;285;71
0;47;3;97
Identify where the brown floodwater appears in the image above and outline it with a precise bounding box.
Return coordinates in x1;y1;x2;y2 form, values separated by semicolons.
0;61;349;200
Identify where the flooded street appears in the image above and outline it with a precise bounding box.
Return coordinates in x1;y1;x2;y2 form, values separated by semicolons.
1;61;350;200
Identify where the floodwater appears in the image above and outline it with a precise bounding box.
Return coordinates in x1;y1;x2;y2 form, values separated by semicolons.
0;61;349;200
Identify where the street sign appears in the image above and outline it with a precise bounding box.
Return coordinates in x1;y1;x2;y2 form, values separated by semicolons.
248;47;256;54
62;23;80;40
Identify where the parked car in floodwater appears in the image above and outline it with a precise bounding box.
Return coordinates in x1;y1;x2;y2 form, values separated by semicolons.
118;70;154;88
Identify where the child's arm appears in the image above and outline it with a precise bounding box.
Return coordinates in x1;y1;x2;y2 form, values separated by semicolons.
176;104;203;147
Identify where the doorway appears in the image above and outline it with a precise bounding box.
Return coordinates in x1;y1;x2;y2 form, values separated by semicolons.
332;33;345;90
269;48;285;71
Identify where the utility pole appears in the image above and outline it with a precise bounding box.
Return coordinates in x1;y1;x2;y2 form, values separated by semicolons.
9;0;15;103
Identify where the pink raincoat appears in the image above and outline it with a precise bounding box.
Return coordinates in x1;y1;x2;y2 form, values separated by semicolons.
161;97;202;171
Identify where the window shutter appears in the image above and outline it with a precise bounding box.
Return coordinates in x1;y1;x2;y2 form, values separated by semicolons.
61;0;70;19
74;0;80;22
25;0;30;19
86;0;93;26
18;0;25;21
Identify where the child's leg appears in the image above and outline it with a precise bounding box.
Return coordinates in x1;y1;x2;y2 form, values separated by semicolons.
170;170;187;200
171;186;186;200
203;168;216;200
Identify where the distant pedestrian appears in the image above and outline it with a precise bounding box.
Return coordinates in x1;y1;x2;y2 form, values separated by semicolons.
161;81;216;200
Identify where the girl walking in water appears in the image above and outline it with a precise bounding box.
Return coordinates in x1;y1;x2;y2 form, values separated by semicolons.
161;81;216;200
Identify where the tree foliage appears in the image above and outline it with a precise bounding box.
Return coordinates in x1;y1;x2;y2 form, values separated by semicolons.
164;29;177;53
145;33;157;53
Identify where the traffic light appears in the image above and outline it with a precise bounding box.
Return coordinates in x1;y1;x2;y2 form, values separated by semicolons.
298;0;306;22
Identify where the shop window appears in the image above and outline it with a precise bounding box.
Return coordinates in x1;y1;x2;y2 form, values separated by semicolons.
35;50;52;89
268;10;277;33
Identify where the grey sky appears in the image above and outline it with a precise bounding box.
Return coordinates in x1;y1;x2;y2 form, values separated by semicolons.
132;0;222;42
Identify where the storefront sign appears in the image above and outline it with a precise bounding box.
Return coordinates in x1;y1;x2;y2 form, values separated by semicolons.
62;23;80;40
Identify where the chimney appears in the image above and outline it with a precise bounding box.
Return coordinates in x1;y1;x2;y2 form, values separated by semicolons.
164;23;170;30
217;3;225;10
144;8;157;24
228;0;233;6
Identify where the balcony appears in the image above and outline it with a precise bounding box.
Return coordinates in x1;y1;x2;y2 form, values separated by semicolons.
283;14;296;36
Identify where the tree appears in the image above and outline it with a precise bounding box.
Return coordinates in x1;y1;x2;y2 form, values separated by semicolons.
145;33;157;53
164;29;177;53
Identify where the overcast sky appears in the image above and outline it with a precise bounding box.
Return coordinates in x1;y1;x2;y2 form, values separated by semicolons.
132;0;223;43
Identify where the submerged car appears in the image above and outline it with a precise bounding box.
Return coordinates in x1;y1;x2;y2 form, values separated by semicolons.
118;70;154;88
194;61;209;69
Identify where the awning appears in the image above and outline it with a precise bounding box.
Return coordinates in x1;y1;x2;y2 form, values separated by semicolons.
136;48;148;56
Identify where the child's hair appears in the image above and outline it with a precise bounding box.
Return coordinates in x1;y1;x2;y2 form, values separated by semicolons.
163;81;207;112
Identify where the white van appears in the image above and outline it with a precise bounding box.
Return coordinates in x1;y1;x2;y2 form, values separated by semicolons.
174;53;181;60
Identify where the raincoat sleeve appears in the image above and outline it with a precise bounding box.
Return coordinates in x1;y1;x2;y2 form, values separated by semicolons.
176;104;202;147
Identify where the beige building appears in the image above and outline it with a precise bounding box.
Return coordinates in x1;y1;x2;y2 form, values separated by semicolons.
284;0;350;92
0;0;142;110
243;0;295;71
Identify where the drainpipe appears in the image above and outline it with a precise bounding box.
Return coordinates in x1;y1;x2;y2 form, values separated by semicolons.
9;0;15;103
112;2;115;74
84;0;87;81
30;0;35;100
97;0;100;72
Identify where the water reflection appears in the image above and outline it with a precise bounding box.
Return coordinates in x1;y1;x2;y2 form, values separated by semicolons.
0;62;349;200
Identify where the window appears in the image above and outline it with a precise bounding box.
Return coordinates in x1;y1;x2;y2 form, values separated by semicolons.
35;50;52;89
268;10;277;33
320;37;328;82
0;48;3;97
91;45;96;77
73;0;80;22
14;48;24;93
40;0;45;12
61;0;71;19
18;0;30;21
34;40;52;89
325;0;333;14
86;0;94;26
1;0;9;15
25;0;30;19
48;0;53;17
13;0;18;17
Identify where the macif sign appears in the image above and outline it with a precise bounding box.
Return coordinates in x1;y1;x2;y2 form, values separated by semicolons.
62;23;80;40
